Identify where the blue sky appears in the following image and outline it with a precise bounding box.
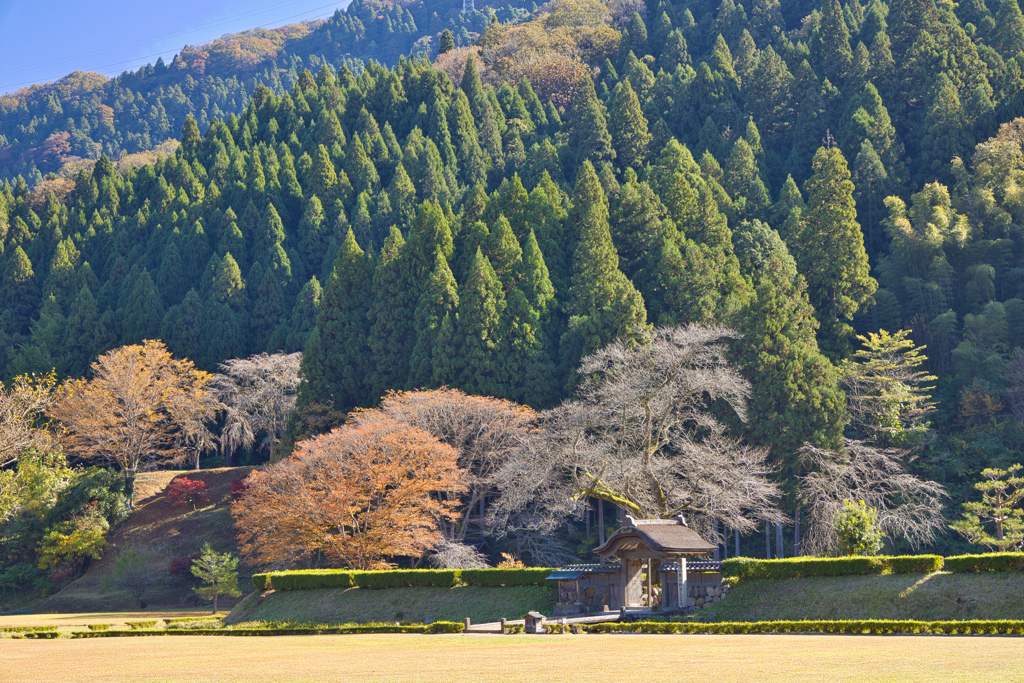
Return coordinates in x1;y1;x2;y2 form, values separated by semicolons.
0;0;351;95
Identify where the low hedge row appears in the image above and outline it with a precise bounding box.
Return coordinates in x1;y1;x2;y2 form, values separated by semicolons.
459;568;554;587
0;626;57;633
68;622;466;638
944;553;1024;573
254;567;555;591
721;555;945;581
585;619;1024;635
250;552;1024;592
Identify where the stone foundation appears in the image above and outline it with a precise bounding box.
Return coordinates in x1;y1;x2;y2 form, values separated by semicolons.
689;583;728;608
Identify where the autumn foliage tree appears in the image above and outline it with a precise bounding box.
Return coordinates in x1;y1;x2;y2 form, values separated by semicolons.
50;341;220;495
357;388;538;542
232;416;466;569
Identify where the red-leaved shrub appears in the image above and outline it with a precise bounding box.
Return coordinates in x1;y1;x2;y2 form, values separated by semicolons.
230;478;249;499
168;554;201;579
166;477;209;510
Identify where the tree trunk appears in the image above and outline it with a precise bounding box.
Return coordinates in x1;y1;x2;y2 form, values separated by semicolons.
794;508;801;557
776;521;784;559
598;500;606;564
479;494;486;534
735;527;740;557
765;520;771;558
713;518;720;561
586;497;591;540
212;591;218;615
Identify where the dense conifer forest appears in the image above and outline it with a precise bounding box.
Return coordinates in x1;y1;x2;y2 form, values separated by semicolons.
4;0;1024;569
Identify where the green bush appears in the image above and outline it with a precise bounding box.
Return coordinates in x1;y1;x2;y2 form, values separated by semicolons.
944;553;1024;573
0;626;57;633
351;569;461;589
23;631;61;639
125;620;157;629
425;621;465;633
460;568;553;587
585;619;1024;636
884;555;943;574
86;624;111;631
722;556;885;580
255;567;556;591
264;570;355;591
722;555;946;580
164;616;223;624
504;623;525;634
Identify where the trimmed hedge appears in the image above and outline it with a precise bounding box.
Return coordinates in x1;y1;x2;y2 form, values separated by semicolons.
22;631;61;639
353;569;461;589
944;553;1024;573
125;620;158;629
460;568;553;587
0;626;57;633
722;555;944;581
254;567;556;591
586;619;1024;635
885;555;944;574
68;622;466;638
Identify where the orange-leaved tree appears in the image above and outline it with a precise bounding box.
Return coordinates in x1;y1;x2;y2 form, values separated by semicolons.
232;415;466;570
354;388;538;542
50;341;220;496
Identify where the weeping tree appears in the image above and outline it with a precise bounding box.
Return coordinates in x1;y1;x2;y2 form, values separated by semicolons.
212;352;302;464
799;439;946;555
493;324;784;551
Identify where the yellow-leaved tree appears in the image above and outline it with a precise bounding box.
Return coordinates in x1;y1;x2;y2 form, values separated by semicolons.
50;340;220;501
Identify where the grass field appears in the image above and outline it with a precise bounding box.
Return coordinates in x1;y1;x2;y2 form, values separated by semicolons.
2;633;1023;682
225;585;557;625
711;571;1024;621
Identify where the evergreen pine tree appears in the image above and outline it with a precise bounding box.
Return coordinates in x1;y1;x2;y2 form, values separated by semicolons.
794;146;877;359
301;229;373;410
608;80;652;169
566;77;615;172
456;248;505;396
409;250;459;388
561;162;648;371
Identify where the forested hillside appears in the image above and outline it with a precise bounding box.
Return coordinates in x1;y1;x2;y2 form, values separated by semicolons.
4;0;1024;557
0;0;529;183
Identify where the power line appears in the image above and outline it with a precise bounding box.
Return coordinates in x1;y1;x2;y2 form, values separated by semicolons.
0;2;346;94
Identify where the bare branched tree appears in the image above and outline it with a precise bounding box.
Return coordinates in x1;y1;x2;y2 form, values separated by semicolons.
493;325;784;545
212;352;302;464
428;540;489;569
799;439;947;555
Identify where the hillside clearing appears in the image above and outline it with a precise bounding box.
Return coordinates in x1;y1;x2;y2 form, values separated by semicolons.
712;571;1024;622
3;633;1023;682
32;468;254;614
225;585;557;625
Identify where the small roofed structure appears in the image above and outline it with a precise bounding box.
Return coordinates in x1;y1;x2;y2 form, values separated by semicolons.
548;516;719;614
524;611;546;633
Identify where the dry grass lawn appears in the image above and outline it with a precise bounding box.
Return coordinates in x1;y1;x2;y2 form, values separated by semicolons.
2;633;1023;682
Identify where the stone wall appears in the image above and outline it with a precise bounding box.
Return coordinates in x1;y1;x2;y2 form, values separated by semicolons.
689;583;728;608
